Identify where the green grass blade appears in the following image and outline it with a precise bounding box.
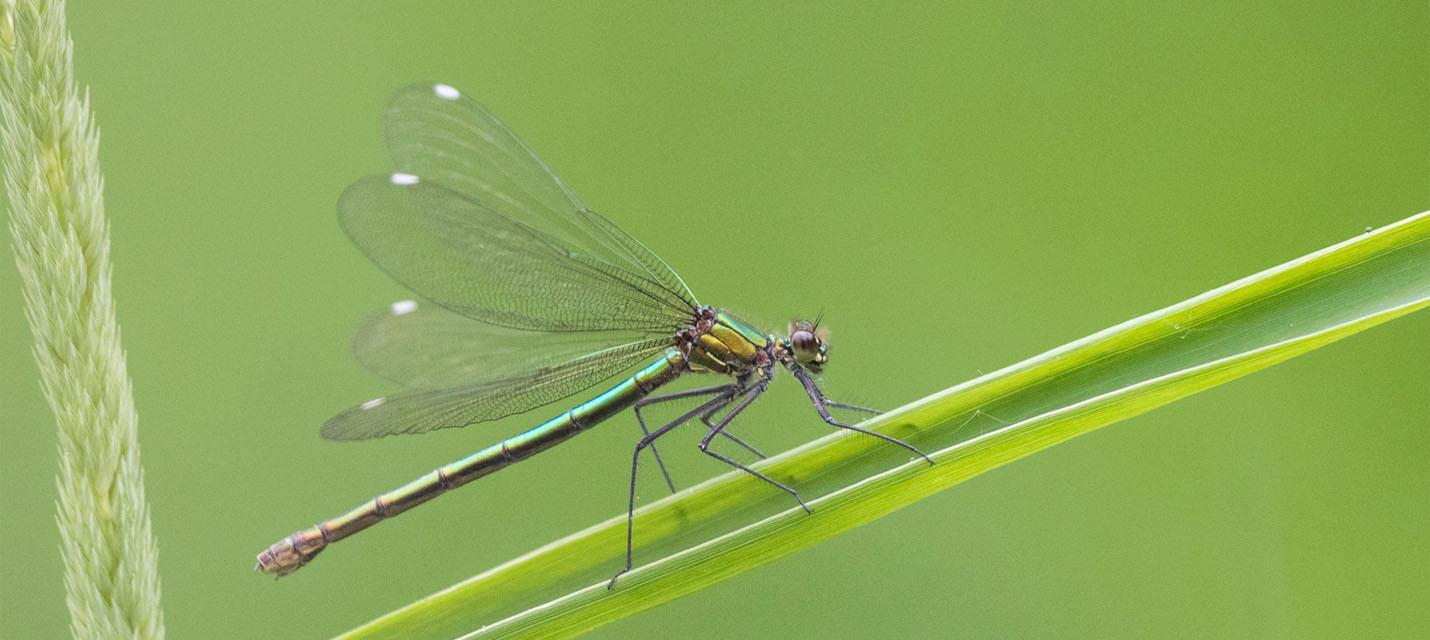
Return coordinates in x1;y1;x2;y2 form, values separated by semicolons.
341;211;1428;640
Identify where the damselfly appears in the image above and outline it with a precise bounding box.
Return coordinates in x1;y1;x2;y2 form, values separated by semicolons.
255;83;931;585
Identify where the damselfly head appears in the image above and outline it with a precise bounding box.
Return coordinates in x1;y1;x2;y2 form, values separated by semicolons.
787;319;830;372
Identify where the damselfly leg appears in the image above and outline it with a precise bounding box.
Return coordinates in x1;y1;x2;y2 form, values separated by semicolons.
613;390;738;589
697;382;810;513
824;400;881;415
634;384;739;493
699;401;767;459
788;365;934;465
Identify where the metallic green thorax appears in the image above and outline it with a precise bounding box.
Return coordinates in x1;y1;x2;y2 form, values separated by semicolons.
687;310;770;375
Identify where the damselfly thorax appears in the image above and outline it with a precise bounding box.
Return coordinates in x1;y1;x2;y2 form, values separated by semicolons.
679;307;774;377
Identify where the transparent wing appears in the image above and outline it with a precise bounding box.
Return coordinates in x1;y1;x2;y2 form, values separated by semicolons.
384;82;699;311
340;174;694;333
322;336;671;440
351;299;654;389
325;83;702;440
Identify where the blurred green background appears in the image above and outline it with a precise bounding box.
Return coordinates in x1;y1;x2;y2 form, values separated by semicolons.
2;2;1426;638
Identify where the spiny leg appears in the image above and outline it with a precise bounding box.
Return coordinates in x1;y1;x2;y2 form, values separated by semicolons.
611;389;736;590
697;384;810;512
634;384;737;493
825;400;882;415
698;397;767;459
788;365;934;465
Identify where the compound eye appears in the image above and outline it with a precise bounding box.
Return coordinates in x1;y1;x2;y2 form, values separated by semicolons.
790;329;825;368
792;329;818;352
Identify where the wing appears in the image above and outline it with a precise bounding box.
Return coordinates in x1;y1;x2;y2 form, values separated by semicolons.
340;174;693;333
323;334;671;440
381;82;699;318
326;84;701;439
351;299;654;389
